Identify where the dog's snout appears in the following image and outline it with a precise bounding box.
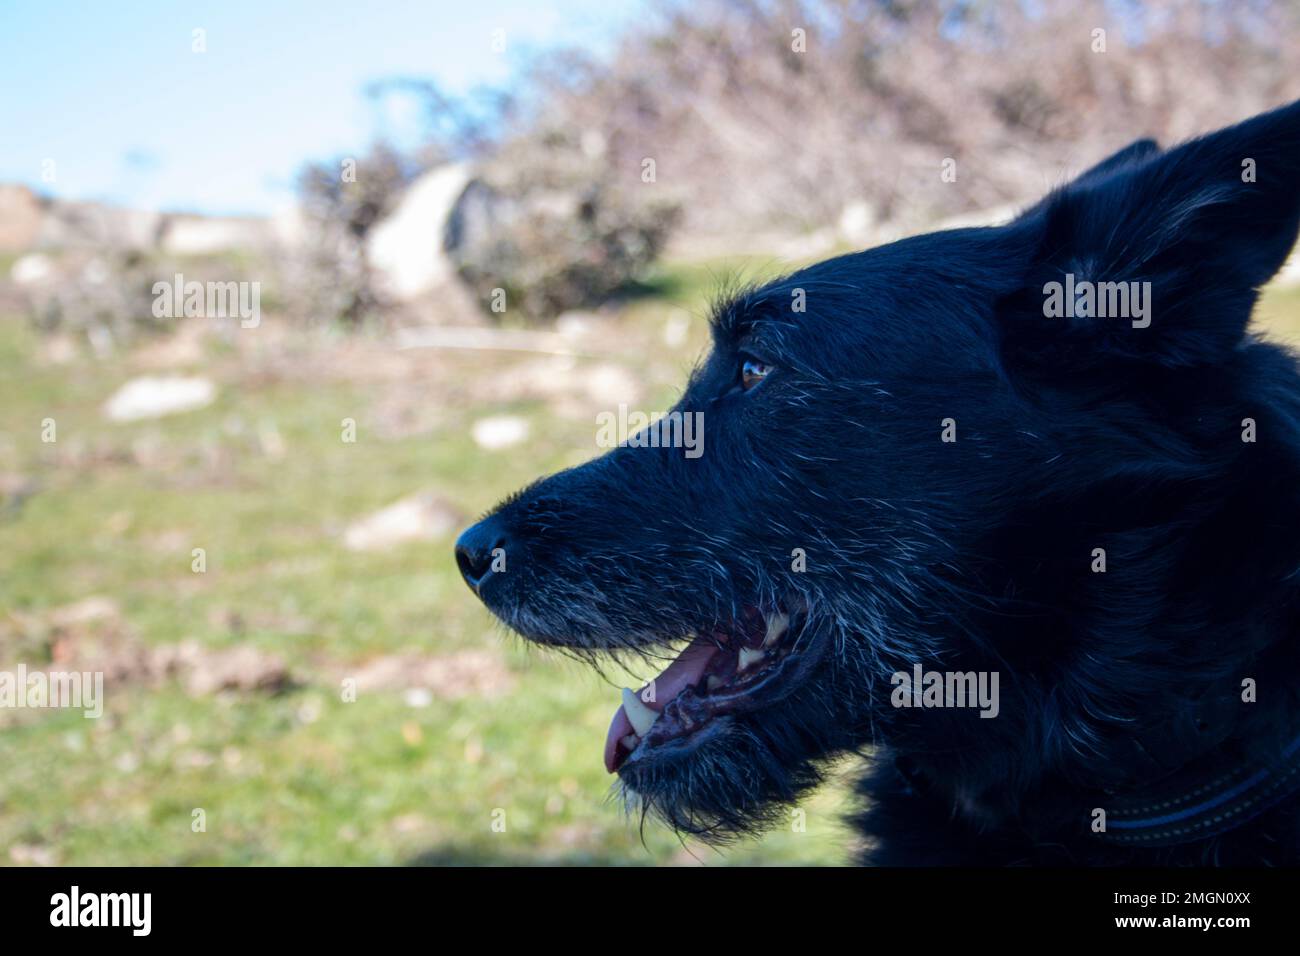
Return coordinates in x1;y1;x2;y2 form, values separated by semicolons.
455;514;510;592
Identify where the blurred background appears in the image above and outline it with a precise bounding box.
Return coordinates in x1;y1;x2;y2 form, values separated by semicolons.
3;0;1300;866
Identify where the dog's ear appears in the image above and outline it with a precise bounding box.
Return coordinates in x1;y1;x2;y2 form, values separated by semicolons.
1001;100;1300;369
1014;139;1161;221
1075;137;1161;182
1064;137;1163;191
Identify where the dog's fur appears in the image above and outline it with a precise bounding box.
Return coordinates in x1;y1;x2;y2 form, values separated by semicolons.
459;100;1300;864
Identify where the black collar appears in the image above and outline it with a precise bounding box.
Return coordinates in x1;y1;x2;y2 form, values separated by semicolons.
1088;680;1300;847
1094;729;1300;846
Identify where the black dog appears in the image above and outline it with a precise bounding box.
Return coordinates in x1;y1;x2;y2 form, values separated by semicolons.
457;100;1300;865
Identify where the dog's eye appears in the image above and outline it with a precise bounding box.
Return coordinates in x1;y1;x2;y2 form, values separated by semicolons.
741;358;773;391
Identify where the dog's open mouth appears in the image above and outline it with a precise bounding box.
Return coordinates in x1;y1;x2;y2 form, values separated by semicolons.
604;606;810;773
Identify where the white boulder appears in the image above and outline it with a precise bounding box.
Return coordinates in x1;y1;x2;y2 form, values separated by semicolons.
366;163;472;301
104;376;216;422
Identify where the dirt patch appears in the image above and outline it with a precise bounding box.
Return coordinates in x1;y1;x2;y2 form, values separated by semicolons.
1;597;292;696
2;598;514;707
333;649;514;701
153;641;293;695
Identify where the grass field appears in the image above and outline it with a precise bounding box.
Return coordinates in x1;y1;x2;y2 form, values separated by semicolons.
0;258;860;866
3;262;1299;867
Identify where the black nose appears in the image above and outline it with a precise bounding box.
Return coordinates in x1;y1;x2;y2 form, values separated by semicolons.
455;514;510;592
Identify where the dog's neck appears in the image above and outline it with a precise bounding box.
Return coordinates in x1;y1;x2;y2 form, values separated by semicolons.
890;712;1300;849
882;455;1300;846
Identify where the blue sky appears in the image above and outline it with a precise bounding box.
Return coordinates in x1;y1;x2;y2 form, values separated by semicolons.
0;0;645;215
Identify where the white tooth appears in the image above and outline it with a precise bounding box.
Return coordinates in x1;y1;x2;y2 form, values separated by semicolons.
737;647;766;671
763;612;790;647
622;687;658;736
620;734;640;751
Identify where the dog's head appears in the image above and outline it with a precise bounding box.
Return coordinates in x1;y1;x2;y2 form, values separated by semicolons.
457;101;1300;840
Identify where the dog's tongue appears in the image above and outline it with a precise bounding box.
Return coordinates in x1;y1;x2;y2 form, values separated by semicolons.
603;638;718;773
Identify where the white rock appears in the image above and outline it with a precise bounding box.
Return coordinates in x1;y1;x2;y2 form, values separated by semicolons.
10;253;53;285
160;215;269;255
367;163;472;301
404;687;434;708
471;415;529;450
342;492;461;552
104;376;216;422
